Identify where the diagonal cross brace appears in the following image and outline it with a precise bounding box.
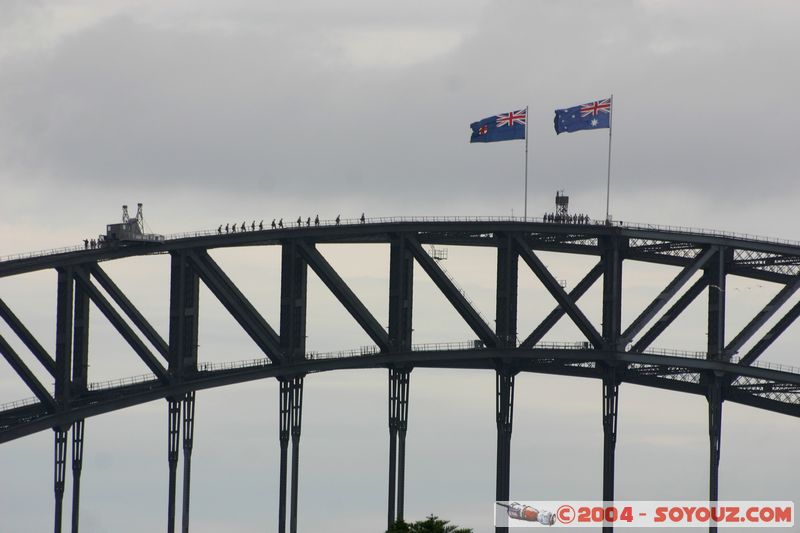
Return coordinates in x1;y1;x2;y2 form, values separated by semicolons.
0;296;56;376
621;247;717;346
89;264;169;358
737;299;800;367
0;332;57;410
405;237;499;347
297;242;390;351
631;277;708;353
519;261;604;349
514;236;603;349
725;277;800;358
188;250;285;364
72;267;169;382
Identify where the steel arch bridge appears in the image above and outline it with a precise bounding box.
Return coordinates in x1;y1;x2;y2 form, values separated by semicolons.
2;216;800;533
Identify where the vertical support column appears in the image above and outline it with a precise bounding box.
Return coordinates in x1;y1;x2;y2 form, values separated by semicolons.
708;378;722;533
289;376;304;533
600;236;623;352
387;368;411;527
167;399;181;533
387;371;399;528
54;268;74;533
55;268;75;406
602;367;619;522
169;253;200;533
388;235;414;353
181;391;196;533
70;277;89;533
388;235;414;527
278;379;291;533
280;241;308;361
54;428;68;533
495;233;519;348
70;420;85;533
169;253;200;378
495;370;515;533
705;248;727;533
495;234;518;533
600;236;623;532
395;370;410;522
279;240;308;533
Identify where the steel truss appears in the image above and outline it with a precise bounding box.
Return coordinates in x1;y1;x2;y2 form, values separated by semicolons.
3;221;800;532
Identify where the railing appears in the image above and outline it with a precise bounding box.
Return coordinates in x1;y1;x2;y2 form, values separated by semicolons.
5;215;800;264
0;396;40;411
3;342;800;413
88;372;159;391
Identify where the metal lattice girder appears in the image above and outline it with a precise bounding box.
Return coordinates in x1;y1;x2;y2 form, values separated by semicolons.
405;236;499;347
514;235;603;349
187;250;284;364
0;332;56;410
631;277;709;353
621;247;717;346
72;267;169;382
297;241;390;351
519;261;604;349
90;264;169;357
725;277;800;357
0;297;56;376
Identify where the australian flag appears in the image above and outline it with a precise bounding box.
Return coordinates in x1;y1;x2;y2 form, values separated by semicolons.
554;98;611;134
470;109;526;143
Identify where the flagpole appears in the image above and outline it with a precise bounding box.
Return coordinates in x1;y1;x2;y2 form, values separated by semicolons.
605;95;613;223
524;105;529;221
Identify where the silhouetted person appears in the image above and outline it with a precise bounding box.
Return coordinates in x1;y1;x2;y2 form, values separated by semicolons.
84;239;89;249
259;220;264;230
242;220;246;231
306;217;311;227
218;225;222;234
335;214;340;225
278;218;283;228
297;216;302;227
314;215;319;226
232;223;237;233
225;223;230;233
90;239;96;249
271;219;276;229
251;221;255;231
360;212;365;224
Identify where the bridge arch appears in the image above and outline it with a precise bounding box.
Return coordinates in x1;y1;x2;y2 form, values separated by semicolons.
2;217;800;532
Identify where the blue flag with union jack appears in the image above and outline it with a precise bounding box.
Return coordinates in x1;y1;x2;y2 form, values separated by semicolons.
554;98;611;134
470;109;526;143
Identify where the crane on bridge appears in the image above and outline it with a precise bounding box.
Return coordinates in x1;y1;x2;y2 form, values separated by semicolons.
98;203;164;247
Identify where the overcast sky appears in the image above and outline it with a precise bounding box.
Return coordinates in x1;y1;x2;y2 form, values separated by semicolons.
2;1;800;532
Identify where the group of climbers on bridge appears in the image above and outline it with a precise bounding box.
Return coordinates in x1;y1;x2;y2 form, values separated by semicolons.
216;213;366;235
542;212;592;224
